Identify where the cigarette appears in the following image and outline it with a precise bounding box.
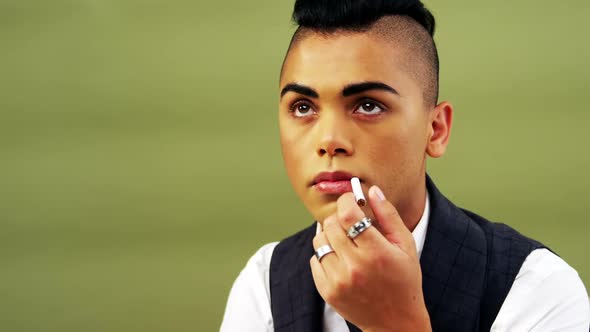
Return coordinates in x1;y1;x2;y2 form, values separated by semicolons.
351;177;366;206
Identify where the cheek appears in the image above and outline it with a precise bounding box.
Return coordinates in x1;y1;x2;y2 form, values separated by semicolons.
364;134;406;170
361;121;426;174
279;122;305;180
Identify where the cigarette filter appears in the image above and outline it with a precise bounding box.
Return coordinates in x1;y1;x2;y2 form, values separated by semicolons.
351;177;366;206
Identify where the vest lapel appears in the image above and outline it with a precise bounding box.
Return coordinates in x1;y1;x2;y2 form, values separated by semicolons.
420;176;488;331
269;223;363;332
270;224;324;332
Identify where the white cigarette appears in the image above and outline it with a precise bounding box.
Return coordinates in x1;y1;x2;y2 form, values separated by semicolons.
351;177;366;206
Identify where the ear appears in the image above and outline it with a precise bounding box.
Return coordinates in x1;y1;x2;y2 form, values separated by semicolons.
426;101;453;158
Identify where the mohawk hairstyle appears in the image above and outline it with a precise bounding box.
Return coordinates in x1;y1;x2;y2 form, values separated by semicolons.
293;0;436;36
288;0;440;105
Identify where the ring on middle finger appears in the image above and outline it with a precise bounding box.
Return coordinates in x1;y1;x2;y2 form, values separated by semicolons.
347;217;373;239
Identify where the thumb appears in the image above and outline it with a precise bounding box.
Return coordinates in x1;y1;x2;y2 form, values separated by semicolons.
368;185;415;252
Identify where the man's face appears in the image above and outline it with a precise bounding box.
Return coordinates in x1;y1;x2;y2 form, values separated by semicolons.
279;32;434;223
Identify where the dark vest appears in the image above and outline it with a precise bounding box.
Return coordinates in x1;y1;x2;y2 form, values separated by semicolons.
269;176;545;332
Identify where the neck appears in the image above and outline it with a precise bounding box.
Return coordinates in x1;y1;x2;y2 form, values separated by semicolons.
396;174;428;233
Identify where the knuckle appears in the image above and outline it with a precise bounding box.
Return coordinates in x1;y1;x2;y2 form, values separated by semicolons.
375;251;398;272
312;234;324;248
371;253;388;269
348;266;366;286
339;206;360;225
323;214;337;226
332;277;348;294
323;289;338;305
323;216;338;231
359;251;384;269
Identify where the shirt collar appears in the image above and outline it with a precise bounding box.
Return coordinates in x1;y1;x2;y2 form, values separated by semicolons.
315;191;430;258
413;191;430;258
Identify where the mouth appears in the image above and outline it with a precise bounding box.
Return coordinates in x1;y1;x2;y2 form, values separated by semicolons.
311;171;360;195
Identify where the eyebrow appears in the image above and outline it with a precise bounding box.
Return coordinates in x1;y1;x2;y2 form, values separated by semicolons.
279;81;398;99
280;83;319;99
342;81;399;97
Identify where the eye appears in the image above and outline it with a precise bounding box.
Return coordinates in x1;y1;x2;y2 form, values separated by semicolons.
290;101;316;118
354;101;385;115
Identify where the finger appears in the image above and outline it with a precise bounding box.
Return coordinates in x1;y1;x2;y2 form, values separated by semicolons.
336;192;385;247
309;255;329;297
322;214;357;263
368;185;416;254
312;226;342;273
336;192;365;231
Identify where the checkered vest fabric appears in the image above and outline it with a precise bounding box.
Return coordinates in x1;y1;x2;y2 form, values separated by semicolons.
270;176;545;332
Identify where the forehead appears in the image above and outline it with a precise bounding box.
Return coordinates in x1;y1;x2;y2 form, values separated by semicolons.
281;32;414;91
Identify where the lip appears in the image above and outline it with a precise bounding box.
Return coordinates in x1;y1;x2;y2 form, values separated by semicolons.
311;171;359;195
311;171;355;185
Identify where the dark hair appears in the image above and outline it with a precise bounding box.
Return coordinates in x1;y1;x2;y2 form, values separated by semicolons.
293;0;436;36
290;0;439;105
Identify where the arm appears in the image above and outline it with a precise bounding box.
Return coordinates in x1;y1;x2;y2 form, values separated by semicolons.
491;248;590;332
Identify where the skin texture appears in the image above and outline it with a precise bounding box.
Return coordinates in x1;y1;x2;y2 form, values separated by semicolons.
279;30;452;229
278;22;453;331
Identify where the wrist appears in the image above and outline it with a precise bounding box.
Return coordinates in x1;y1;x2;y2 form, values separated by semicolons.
365;307;431;332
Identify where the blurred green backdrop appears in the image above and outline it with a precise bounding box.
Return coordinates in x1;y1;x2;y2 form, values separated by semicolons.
1;0;588;331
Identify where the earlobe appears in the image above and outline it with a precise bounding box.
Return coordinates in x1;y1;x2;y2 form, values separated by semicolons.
426;101;453;158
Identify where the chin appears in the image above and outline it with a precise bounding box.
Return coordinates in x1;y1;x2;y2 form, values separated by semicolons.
308;201;337;223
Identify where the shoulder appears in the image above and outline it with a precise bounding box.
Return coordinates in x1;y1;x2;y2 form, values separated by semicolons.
237;242;280;299
461;208;541;244
518;248;580;282
513;248;587;301
230;242;279;295
514;249;588;304
245;242;280;275
460;208;545;265
492;248;590;331
272;223;317;254
220;242;279;332
270;223;317;272
228;241;279;291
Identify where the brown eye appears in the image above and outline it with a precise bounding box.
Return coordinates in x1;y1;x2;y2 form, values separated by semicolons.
291;102;316;118
362;103;376;112
298;104;310;114
355;101;384;115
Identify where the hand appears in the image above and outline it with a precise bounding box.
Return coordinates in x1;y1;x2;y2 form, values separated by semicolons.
310;186;431;332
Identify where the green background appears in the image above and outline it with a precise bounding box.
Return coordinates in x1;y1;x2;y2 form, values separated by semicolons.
1;0;588;331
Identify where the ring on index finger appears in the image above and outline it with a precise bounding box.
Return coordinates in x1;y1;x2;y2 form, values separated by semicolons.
347;217;373;239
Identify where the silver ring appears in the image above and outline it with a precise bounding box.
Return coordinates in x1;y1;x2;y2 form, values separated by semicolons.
347;217;373;239
314;244;335;262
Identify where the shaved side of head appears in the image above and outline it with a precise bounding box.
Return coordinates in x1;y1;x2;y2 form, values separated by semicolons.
285;16;438;107
371;16;439;107
282;0;440;107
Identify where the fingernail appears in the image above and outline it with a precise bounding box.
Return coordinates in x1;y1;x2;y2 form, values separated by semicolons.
371;186;386;201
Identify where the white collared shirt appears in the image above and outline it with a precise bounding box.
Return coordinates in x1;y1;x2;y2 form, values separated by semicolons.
220;195;590;331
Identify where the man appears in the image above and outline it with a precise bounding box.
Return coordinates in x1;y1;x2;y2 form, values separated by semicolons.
221;0;590;331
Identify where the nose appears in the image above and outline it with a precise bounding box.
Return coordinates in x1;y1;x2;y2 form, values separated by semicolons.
316;112;354;158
